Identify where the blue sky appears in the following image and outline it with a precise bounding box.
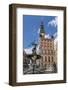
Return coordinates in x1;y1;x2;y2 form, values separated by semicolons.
23;15;57;48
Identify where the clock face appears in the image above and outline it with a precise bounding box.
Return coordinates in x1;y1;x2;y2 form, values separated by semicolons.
40;33;44;37
41;33;44;36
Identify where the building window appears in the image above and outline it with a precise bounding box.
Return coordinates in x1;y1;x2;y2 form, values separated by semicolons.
52;56;53;62
51;50;53;54
45;56;47;62
48;56;50;62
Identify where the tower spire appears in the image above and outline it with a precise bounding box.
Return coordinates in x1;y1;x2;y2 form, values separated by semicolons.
39;21;45;38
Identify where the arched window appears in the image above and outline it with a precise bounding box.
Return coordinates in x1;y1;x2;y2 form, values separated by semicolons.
48;56;50;62
45;56;47;62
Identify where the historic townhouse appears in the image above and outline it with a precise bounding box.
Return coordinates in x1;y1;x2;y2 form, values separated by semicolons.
38;22;57;71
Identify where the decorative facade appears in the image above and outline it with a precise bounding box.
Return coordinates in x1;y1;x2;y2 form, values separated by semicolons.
38;22;57;72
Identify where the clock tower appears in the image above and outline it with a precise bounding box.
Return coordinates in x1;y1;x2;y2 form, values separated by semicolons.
39;22;45;39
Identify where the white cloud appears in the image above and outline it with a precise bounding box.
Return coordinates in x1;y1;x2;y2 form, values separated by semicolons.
48;17;58;28
37;28;40;34
24;44;40;55
54;37;58;50
45;34;51;39
36;44;40;54
24;47;33;54
54;32;58;50
53;32;57;38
